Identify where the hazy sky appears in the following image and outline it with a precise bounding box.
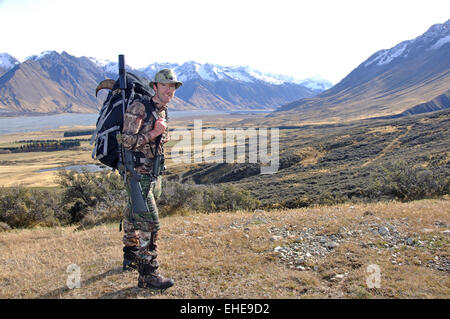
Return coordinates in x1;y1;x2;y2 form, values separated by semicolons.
0;0;449;84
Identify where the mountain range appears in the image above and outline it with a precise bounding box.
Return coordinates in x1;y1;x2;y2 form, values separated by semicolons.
0;52;332;116
1;19;448;120
265;19;450;125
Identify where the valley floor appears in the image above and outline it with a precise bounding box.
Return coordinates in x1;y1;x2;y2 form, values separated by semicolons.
0;198;448;299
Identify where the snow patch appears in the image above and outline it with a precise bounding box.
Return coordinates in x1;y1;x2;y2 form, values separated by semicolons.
225;69;254;83
103;62;119;74
26;50;58;61
299;76;333;90
365;20;449;68
0;53;19;70
367;41;409;66
197;64;217;81
430;34;450;50
88;57;111;67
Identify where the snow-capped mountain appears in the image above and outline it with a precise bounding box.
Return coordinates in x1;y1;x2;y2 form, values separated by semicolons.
365;19;450;67
0;53;20;76
138;61;329;110
90;58;333;91
272;19;450;124
139;61;333;91
87;57;144;77
25;50;59;62
0;51;330;115
137;61;332;110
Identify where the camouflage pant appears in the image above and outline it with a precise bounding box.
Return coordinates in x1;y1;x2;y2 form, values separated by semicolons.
123;175;162;270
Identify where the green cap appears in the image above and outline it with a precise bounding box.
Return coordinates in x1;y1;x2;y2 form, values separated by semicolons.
150;68;183;89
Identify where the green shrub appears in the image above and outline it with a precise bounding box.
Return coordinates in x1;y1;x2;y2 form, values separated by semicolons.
158;180;260;216
0;169;261;230
56;169;126;224
158;180;204;216
203;184;260;212
0;186;65;229
368;160;449;201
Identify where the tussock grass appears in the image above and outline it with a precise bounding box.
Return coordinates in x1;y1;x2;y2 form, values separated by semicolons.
0;198;448;299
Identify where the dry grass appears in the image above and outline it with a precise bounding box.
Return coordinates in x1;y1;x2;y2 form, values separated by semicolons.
1;198;448;299
0;119;250;187
0;145;93;187
0;126;95;187
368;126;399;135
361;125;413;167
295;147;326;166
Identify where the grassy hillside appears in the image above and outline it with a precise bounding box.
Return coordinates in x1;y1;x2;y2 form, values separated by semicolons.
0;110;448;300
0;198;448;299
175;109;449;207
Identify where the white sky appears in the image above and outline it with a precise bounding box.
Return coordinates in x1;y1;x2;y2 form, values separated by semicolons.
0;0;449;84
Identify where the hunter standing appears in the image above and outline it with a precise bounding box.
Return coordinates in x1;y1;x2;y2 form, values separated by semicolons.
121;69;182;289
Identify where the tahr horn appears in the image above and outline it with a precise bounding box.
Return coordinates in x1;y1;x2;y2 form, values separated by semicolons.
95;79;115;97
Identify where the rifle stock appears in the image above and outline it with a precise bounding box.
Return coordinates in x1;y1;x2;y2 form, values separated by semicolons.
124;150;150;215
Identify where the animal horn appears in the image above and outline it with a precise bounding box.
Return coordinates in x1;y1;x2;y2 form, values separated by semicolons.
95;79;115;97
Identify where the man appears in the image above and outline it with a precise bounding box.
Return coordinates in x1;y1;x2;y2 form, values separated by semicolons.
121;69;182;290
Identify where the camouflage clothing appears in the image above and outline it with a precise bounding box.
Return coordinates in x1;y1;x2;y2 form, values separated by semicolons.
121;99;169;175
121;69;178;289
122;174;162;274
121;96;168;276
124;174;162;233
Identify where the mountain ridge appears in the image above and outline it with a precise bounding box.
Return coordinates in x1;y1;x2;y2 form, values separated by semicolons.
269;19;450;125
0;53;19;78
0;52;330;115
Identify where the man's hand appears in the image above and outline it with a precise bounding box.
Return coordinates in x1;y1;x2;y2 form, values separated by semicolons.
148;118;167;140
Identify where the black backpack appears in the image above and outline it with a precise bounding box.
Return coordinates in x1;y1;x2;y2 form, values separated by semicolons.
90;72;155;169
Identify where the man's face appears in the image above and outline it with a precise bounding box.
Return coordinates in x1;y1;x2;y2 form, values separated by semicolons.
153;83;176;105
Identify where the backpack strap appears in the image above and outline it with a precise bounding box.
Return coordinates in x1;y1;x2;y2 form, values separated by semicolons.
140;95;154;123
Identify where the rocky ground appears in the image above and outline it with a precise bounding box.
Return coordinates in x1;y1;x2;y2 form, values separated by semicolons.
229;206;450;280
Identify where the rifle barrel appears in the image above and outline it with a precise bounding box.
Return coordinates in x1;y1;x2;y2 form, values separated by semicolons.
118;54;126;90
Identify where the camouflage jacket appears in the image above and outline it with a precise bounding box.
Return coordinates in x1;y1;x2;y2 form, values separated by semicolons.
121;97;169;174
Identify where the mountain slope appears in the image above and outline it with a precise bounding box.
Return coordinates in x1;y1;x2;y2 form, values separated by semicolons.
270;19;450;125
0;54;331;115
0;51;106;114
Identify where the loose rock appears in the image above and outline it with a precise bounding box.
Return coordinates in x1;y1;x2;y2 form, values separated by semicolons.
378;226;389;236
327;242;338;249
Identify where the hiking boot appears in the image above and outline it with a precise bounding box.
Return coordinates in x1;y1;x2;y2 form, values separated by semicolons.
122;258;137;271
138;273;174;290
122;246;139;271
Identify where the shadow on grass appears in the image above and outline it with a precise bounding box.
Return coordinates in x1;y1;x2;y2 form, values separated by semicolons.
37;267;124;299
37;266;166;299
99;286;164;299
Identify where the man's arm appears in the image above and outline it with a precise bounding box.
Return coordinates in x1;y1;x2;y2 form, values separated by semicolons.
122;101;147;150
